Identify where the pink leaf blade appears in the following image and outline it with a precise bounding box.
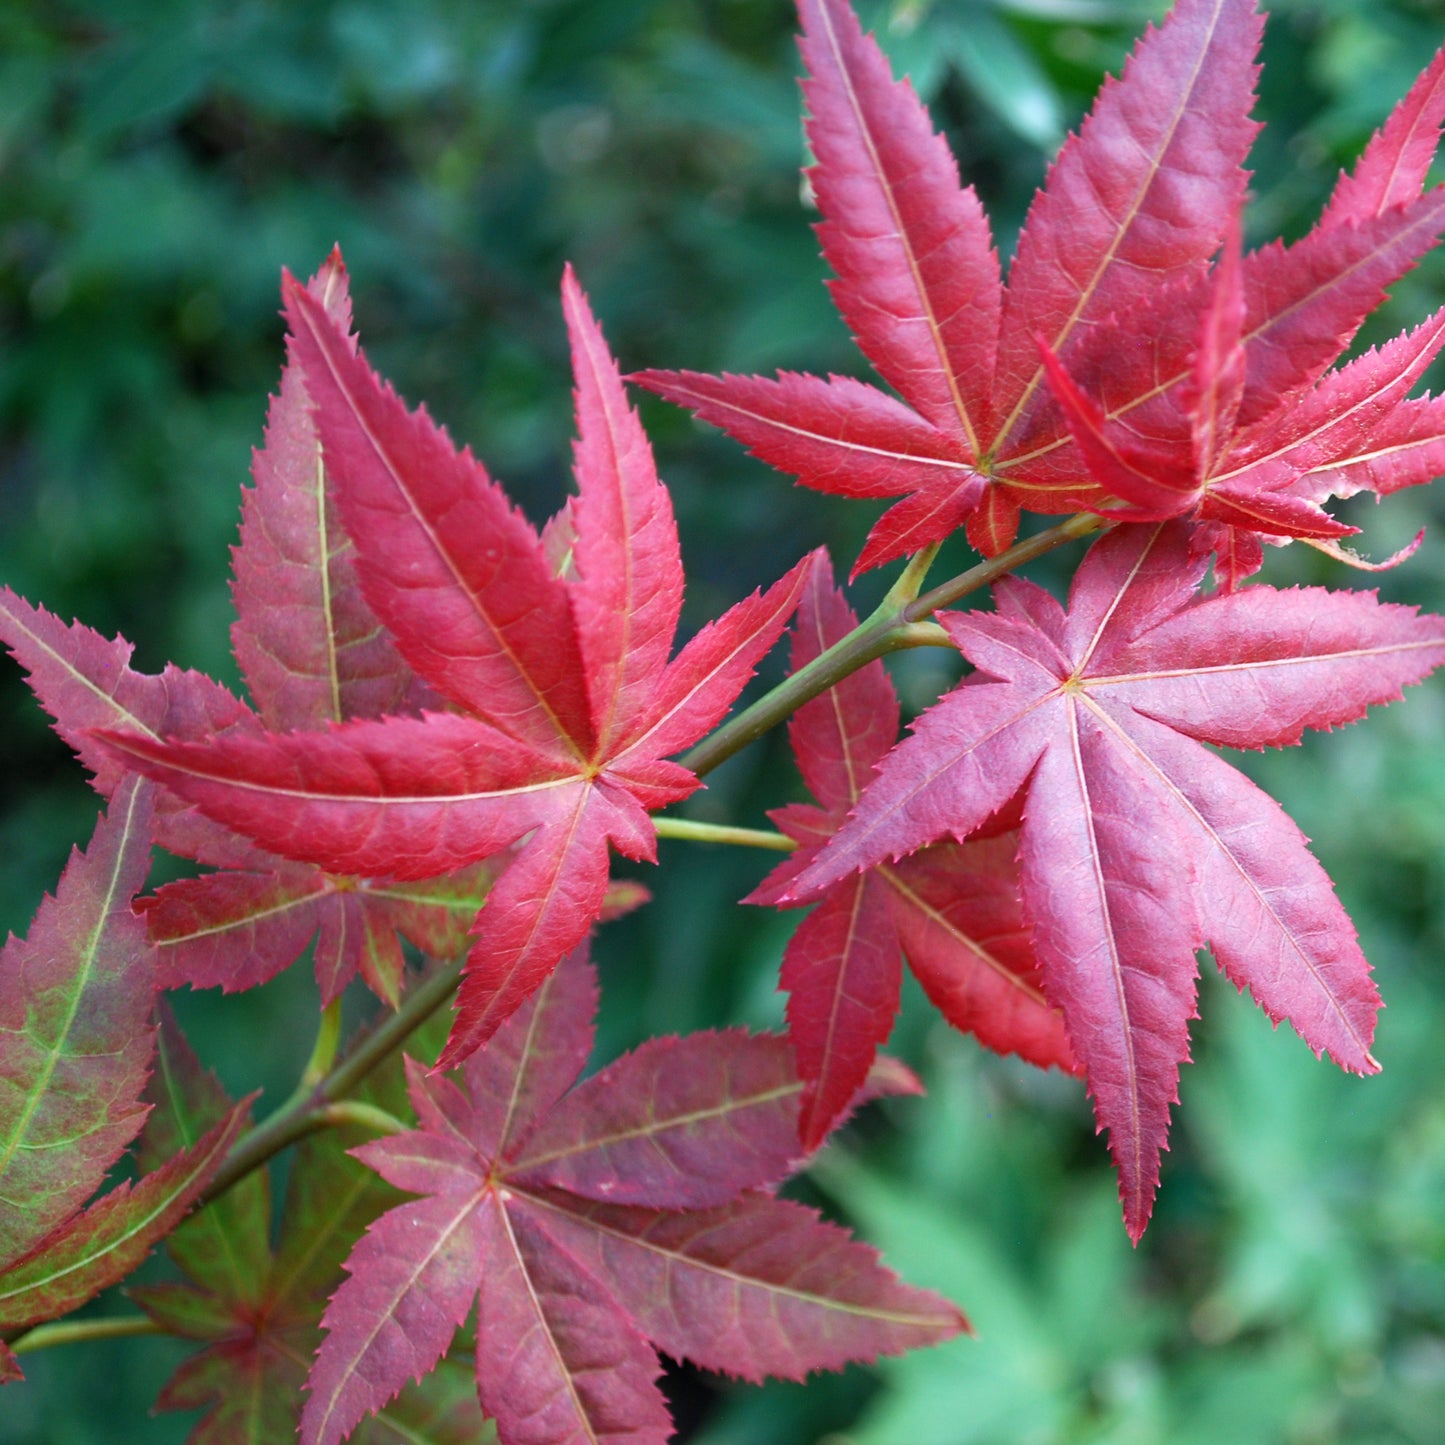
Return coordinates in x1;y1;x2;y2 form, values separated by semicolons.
620;554;812;763
562;267;684;755
1295;394;1445;501
436;784;618;1070
1059;522;1208;666
508;1030;816;1206
480;1198;671;1445
1226;304;1445;498
1106;584;1445;749
1036;345;1200;518
780;874;904;1152
1197;485;1356;542
1124;715;1379;1073
284;278;593;759
786;551;900;814
1017;703;1203;1243
629;368;977;502
96;711;573;881
524;1188;966;1382
799;0;1001;451
994;0;1262;451
461;942;598;1164
0;588;257;862
352;1122;485;1202
234;253;420;732
849;473;989;578
0;777;156;1264
1324;44;1445;226
300;1192;487;1445
1187;221;1247;478
1235;189;1445;427
882;839;1079;1075
140;865;326;995
784;677;1051;902
315;892;407;1009
966;485;1023;558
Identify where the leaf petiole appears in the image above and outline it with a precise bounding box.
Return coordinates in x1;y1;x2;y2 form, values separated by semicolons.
652;817;797;851
299;997;344;1092
9;1314;163;1356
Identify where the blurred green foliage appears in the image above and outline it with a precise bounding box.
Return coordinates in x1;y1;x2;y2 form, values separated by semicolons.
4;0;1445;1440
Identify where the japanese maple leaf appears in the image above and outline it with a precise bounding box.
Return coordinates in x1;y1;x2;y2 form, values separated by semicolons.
299;943;961;1445
0;780;247;1381
99;265;809;1068
747;552;1077;1149
783;522;1445;1239
1039;60;1445;583
0;253;498;1008
130;1009;491;1444
634;0;1445;571
140;251;496;1007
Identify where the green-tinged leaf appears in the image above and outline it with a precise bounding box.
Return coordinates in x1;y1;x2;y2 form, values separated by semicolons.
359;1358;495;1444
136;1005;269;1307
272;1125;404;1317
132;1033;405;1442
0;1102;248;1334
0;777;156;1266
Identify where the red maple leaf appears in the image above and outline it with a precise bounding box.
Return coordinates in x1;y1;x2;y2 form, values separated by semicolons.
297;943;961;1445
0;254;502;1009
747;552;1077;1149
783;522;1445;1238
99;265;810;1067
633;0;1445;573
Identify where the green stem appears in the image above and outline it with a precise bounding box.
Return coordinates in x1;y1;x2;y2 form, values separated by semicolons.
904;511;1103;622
199;953;466;1207
682;513;1100;778
301;998;344;1089
313;1101;409;1136
10;1315;163;1355
652;817;797;851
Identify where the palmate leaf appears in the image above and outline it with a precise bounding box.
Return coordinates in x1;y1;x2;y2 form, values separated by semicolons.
636;0;1260;568
748;553;1075;1149
101;265;811;1068
785;522;1445;1238
0;255;495;1008
1037;63;1445;577
130;1011;492;1444
299;945;960;1445
635;0;1445;573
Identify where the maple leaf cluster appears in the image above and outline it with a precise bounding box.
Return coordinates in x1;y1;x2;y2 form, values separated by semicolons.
4;0;1445;1437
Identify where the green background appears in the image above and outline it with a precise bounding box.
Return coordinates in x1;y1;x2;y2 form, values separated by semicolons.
3;0;1445;1440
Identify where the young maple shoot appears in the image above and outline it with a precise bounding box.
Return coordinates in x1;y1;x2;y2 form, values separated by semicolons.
3;0;1445;1438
